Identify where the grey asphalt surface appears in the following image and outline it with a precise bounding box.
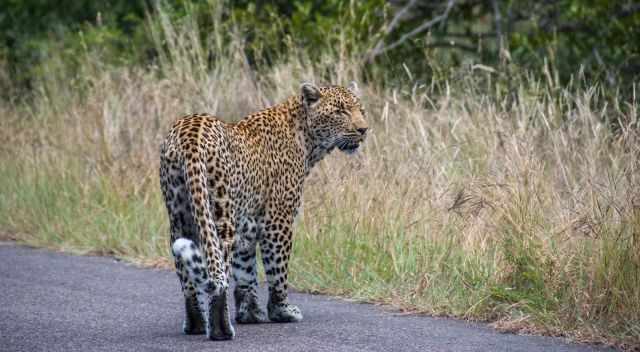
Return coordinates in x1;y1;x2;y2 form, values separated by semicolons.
0;243;616;352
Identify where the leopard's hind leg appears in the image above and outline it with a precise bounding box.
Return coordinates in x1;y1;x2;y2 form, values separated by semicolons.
174;257;206;335
232;218;267;324
161;156;206;335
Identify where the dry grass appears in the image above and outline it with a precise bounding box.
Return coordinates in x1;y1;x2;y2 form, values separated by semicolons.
0;5;638;350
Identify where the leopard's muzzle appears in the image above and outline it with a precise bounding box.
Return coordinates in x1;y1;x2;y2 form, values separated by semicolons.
337;128;368;154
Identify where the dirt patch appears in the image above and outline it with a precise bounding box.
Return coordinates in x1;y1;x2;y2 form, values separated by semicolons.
0;231;17;242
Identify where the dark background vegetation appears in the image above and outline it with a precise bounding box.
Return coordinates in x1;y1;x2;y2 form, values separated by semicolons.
2;0;639;94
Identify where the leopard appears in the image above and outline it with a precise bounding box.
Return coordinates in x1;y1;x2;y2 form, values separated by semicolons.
159;81;368;340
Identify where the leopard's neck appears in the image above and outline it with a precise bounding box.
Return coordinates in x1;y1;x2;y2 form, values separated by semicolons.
233;95;333;177
282;96;333;176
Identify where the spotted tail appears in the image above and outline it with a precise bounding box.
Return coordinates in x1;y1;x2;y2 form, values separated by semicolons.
178;153;227;295
172;238;211;291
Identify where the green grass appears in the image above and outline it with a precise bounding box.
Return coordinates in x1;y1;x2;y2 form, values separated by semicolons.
0;159;168;262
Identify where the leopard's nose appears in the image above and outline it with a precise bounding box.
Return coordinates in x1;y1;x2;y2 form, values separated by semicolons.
356;127;368;135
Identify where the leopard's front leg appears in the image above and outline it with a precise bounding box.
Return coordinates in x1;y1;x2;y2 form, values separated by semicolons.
259;214;303;323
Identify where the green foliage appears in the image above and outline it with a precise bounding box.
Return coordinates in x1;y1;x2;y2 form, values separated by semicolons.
0;0;151;88
2;0;636;95
227;0;386;66
506;1;640;81
367;1;639;86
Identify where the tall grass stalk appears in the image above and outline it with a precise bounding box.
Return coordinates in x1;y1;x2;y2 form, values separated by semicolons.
0;4;637;349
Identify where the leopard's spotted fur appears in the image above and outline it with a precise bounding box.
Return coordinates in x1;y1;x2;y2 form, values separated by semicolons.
159;82;368;340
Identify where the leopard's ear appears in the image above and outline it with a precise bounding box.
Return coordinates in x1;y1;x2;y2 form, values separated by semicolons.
348;81;360;97
301;82;321;105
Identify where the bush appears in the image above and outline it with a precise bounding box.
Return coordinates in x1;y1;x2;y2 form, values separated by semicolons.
1;1;638;93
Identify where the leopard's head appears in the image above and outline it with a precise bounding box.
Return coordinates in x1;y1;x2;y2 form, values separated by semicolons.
301;82;368;155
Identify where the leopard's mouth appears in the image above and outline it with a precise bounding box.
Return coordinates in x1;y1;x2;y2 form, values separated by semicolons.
335;132;366;155
337;141;361;154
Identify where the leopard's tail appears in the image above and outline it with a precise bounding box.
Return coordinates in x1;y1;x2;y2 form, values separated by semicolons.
173;153;227;295
172;238;211;291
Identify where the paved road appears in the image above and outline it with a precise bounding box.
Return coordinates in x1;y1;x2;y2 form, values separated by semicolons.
0;244;615;352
